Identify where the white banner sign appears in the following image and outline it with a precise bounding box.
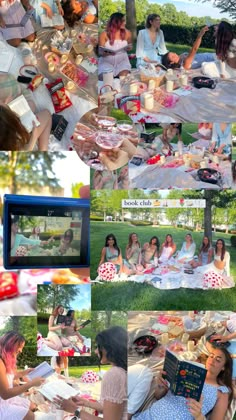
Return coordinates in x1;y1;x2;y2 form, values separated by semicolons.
121;199;206;208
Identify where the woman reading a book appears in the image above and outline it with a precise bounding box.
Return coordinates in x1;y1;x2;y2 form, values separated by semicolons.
0;331;45;420
54;326;127;420
29;0;65;30
44;305;71;351
98;12;132;80
136;14;168;68
0;0;35;47
130;346;233;420
0;74;52;151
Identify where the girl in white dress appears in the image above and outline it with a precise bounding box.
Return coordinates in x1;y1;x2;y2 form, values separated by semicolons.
196;238;230;279
176;233;196;264
98;12;132;79
159;234;176;264
0;331;44;420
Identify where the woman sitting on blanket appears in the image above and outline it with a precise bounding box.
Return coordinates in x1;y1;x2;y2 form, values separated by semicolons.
98;233;125;275
124;233;141;272
43;305;72;351
30;0;65;30
0;0;35;47
0;331;45;420
129;346;233;420
214;21;236;79
162;26;215;70
62;309;85;352
209;123;232;158
54;326;127;420
189;235;213;268
0;74;52;151
196;238;230;279
159;234;176;264
136;14;168;68
98;12;132;80
140;236;159;268
176;233;196;264
138;124;182;159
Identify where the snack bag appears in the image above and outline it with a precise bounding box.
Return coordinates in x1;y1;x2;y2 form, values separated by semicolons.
119;95;141;116
46;78;72;113
0;272;18;300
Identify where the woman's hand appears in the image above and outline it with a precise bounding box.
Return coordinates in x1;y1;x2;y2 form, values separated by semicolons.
46;7;53;18
53;396;77;412
30;377;45;388
199;26;209;38
72;396;88;407
186;396;204;419
58;5;64;15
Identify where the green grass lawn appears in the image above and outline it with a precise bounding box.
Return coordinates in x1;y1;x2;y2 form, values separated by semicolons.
91;222;236;311
69;365;110;377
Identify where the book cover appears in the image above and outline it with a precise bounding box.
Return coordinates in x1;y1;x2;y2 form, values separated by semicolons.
27;361;54;380
99;44;132;55
163;350;207;401
80;319;91;328
56;315;73;326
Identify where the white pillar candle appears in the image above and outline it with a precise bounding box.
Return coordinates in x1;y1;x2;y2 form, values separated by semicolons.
71;29;77;38
180;74;188;86
160;155;166;164
103;70;114;86
75;54;83;65
148;79;156;91
204;156;209;165
166;69;173;77
187;340;195;352
144;93;154;110
160;333;169;345
60;54;68;64
48;62;55;72
212;155;219;164
175;151;179;158
130;83;138;94
166;80;174;92
184;158;190;167
66;81;76;90
86;44;94;53
200;161;206;168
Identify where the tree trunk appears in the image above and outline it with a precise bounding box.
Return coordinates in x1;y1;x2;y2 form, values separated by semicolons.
204;190;213;242
105;311;112;328
126;0;137;42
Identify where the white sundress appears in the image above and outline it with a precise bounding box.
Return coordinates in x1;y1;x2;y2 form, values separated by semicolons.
0;373;30;420
98;39;131;77
0;0;34;40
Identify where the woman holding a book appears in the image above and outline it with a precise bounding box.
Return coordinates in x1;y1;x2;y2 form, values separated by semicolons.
0;331;45;419
54;326;127;420
98;12;132;80
129;346;233;420
136;14;168;68
62;309;85;351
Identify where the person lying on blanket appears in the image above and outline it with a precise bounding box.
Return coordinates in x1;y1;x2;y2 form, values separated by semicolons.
162;26;215;70
129;347;233;420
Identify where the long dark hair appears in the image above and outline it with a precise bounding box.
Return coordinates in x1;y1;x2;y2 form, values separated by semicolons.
105;234;120;256
0;106;30;150
209;347;233;406
127;232;141;249
149;236;160;252
200;236;211;253
63;229;74;243
162;52;180;69
106;12;126;45
146;14;160;31
232;160;236;183
96;326;127;371
215;21;234;62
215;238;226;261
66;309;75;318
170;123;182;135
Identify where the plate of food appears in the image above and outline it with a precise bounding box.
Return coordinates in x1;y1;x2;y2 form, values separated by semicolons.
44;52;60;65
197;168;222;184
60;61;89;86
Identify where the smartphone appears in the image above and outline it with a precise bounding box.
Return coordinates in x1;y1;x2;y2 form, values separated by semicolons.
17;76;32;84
130;156;144;166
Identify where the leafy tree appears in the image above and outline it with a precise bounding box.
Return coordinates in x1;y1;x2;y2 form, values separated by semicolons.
0;152;65;195
192;0;236;19
37;285;82;313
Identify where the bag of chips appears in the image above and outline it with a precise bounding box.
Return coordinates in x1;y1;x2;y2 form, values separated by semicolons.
46;78;72;113
0;272;18;300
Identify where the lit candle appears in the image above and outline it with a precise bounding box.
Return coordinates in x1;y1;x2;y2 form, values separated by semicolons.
86;44;93;53
75;55;83;65
60;54;68;64
66;81;76;90
144;93;154;110
187;340;195;352
175;151;179;158
180;75;188;86
148;79;156;91
130;83;138;94
71;29;77;38
63;30;69;38
48;62;55;72
160;155;166;164
200;161;206;168
166;80;174;92
167;69;173;77
182;333;190;344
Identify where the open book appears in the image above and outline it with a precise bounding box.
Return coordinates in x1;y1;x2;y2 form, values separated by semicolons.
163;350;207;401
8;95;40;133
27;362;55;380
99;44;132;55
56;315;73;326
39;380;78;401
0;45;14;73
40;14;64;28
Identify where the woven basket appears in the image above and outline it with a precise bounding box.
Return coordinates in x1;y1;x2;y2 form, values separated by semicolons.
140;72;166;88
186;324;207;339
